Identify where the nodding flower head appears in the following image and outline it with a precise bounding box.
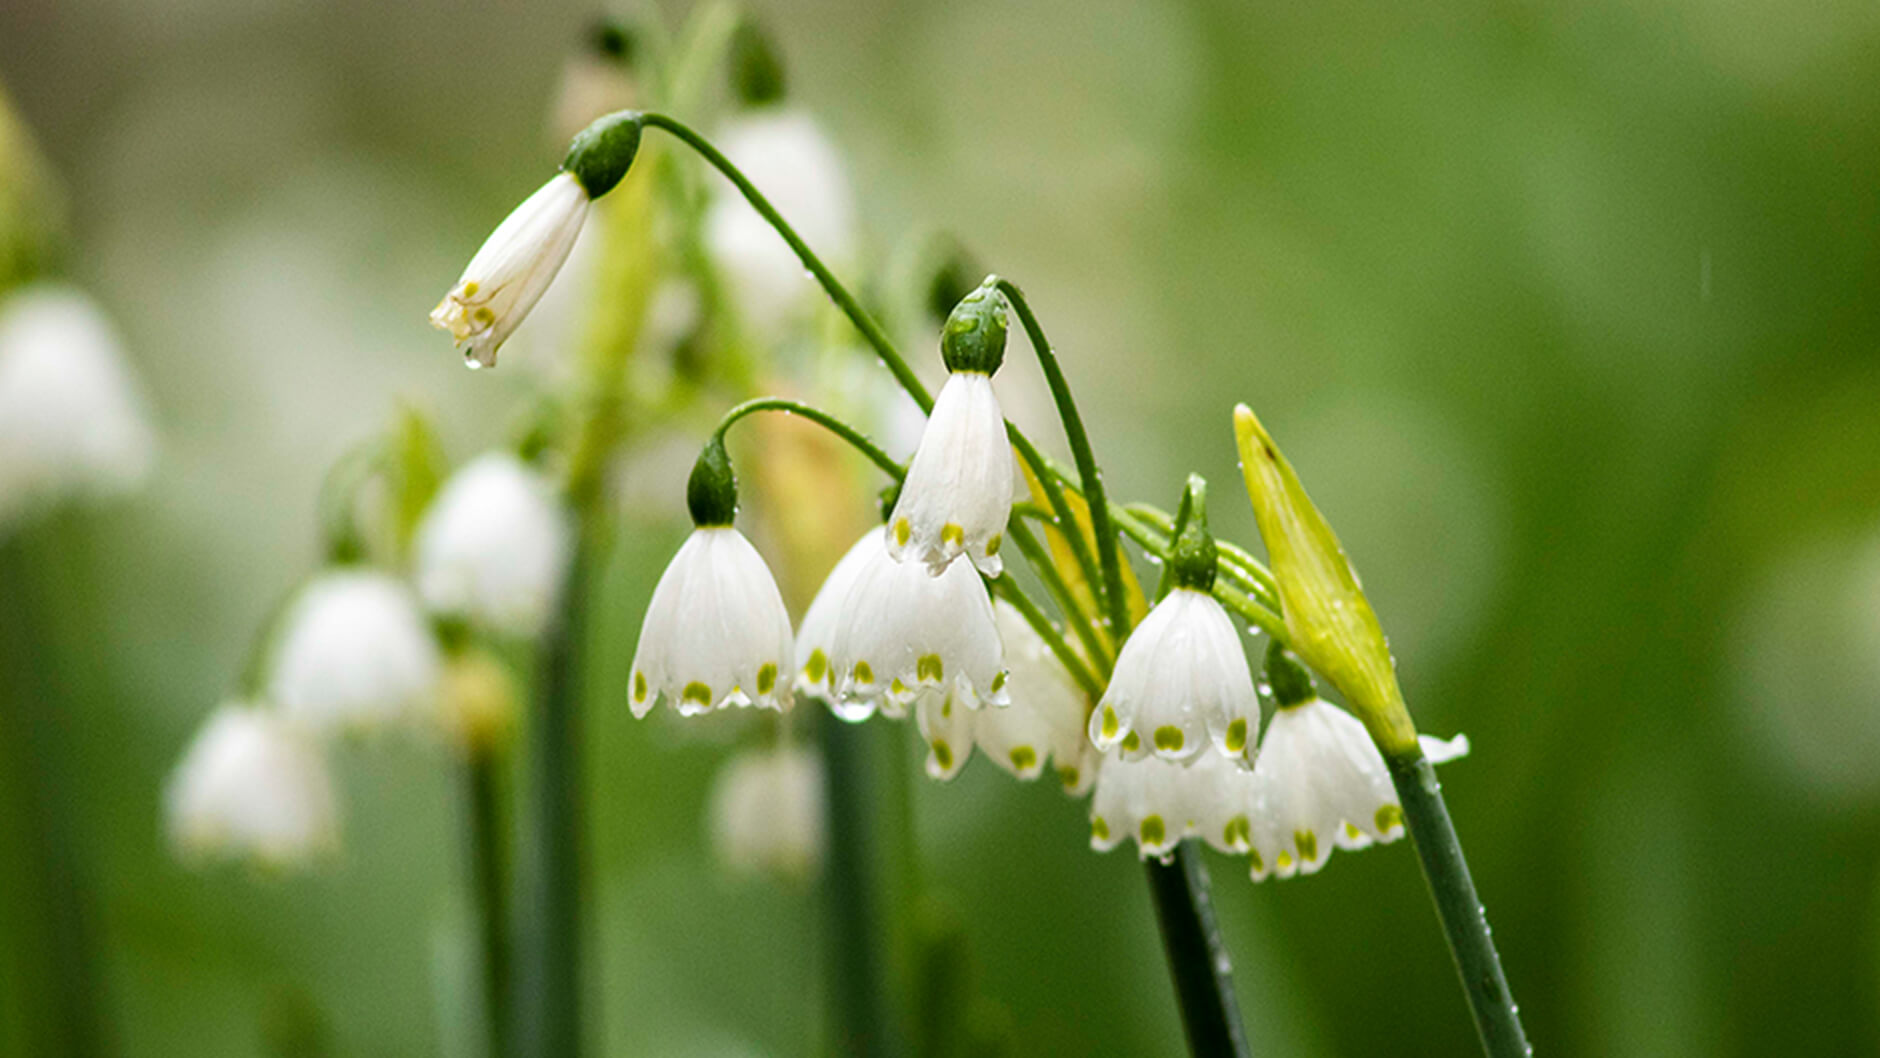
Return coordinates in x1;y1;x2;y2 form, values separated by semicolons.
164;704;340;870
414;452;573;639
630;525;795;718
267;569;441;737
431;173;592;369
1089;586;1260;765
885;373;1016;578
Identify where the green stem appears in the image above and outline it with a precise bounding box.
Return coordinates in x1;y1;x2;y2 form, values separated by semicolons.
992;277;1131;645
817;711;909;1058
462;744;509;1058
640;112;934;413
1054;505;1288;641
1002;520;1111;677
513;523;595;1058
712;397;905;480
1144;844;1250;1058
1123;502;1279;606
1387;751;1529;1058
1006;427;1107;622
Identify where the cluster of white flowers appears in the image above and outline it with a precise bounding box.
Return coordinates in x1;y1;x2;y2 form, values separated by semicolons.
1088;611;1470;881
166;450;572;868
0;283;156;536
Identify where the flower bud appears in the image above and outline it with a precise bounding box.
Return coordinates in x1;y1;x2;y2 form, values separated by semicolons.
939;281;1007;376
1233;404;1418;756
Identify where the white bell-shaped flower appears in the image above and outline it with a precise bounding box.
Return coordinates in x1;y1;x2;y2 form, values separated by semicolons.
0;284;154;532
913;689;974;780
829;525;1006;721
266;569;442;736
415;452;572;639
704;108;855;333
1089;587;1260;763
793;526;884;702
164;704;340;868
431;172;591;369
707;744;826;878
1249;694;1469;881
1088;750;1217;860
886;371;1015;578
972;600;1096;791
630;527;794;717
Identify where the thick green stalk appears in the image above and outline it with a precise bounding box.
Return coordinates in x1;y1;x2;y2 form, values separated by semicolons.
462;745;509;1058
1145;845;1250;1058
992;278;1131;646
512;524;595;1058
1387;751;1529;1058
818;711;909;1058
639;112;934;413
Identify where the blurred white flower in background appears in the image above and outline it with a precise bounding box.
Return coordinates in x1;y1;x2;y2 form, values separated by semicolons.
704;108;854;334
707;744;826;879
164;704;340;869
267;569;442;736
0;283;155;534
415;452;572;639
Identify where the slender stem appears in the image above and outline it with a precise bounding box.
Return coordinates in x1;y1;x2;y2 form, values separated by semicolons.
640;112;934;414
1145;844;1251;1058
462;744;509;1058
1387;751;1529;1058
1124;502;1279;606
713;397;905;480
1003;520;1111;676
817;711;909;1058
988;570;1103;702
513;523;594;1058
1007;426;1106;621
1099;507;1288;641
992;277;1130;644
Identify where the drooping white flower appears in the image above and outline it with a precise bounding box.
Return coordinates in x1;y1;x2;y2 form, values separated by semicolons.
0;284;154;532
707;744;826;878
970;600;1096;791
431;172;591;369
828;526;1006;721
164;704;340;868
793;526;885;702
1087;750;1229;860
704;108;854;333
1248;695;1469;881
913;689;974;780
267;569;442;736
1088;587;1260;763
886;371;1015;578
630;527;794;717
415;453;572;639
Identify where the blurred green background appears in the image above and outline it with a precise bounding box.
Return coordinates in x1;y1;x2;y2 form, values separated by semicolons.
3;0;1880;1054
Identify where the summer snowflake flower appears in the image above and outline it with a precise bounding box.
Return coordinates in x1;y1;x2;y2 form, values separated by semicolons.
793;526;883;702
164;704;340;868
1088;588;1260;763
267;569;441;736
0;284;154;533
914;600;1096;790
1249;694;1469;881
828;524;1006;721
707;744;826;878
704;108;855;333
630;526;794;717
415;453;572;639
1088;749;1249;860
431;172;591;369
886;370;1016;578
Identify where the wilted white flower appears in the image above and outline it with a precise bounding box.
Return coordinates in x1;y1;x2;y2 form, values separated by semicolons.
630;527;794;717
793;526;884;702
914;600;1095;789
164;704;340;868
431;172;591;369
828;526;1006;721
704;109;854;333
415;453;572;639
1249;695;1469;881
1089;587;1259;763
886;371;1015;578
266;569;441;736
0;284;154;531
707;744;826;878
